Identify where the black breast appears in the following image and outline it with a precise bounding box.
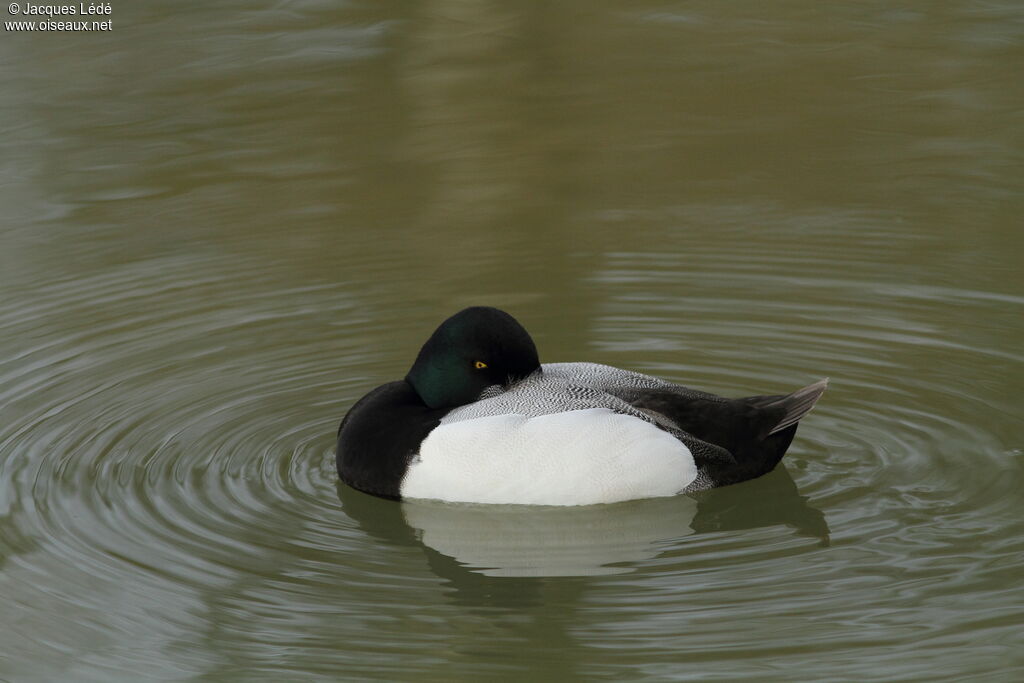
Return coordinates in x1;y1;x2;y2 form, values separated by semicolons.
336;381;445;500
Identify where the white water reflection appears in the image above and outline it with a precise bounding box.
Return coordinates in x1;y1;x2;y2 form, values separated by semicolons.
393;464;829;578
403;496;698;577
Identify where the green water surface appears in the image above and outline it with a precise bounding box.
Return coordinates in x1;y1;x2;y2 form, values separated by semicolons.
1;2;1022;680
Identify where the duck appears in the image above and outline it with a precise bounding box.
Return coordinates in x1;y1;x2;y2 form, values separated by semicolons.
336;306;827;506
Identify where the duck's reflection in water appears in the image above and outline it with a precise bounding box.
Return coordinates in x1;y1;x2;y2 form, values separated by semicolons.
337;463;827;580
403;494;699;577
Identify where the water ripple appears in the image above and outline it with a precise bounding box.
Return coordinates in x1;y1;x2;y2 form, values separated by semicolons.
1;238;1021;679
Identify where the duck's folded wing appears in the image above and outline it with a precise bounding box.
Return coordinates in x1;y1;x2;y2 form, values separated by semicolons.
542;362;723;402
441;372;655;424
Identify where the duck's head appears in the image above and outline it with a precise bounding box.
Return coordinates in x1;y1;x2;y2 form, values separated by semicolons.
405;307;541;409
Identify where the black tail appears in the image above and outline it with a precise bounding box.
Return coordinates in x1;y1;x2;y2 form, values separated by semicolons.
627;378;829;487
732;378;829;478
745;378;830;437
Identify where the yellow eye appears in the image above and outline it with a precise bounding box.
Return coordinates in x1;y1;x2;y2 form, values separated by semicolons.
474;361;488;370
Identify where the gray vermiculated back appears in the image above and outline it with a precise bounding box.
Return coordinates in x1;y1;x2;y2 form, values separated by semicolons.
440;363;657;424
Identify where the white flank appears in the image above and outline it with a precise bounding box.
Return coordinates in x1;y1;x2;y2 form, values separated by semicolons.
401;408;696;506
